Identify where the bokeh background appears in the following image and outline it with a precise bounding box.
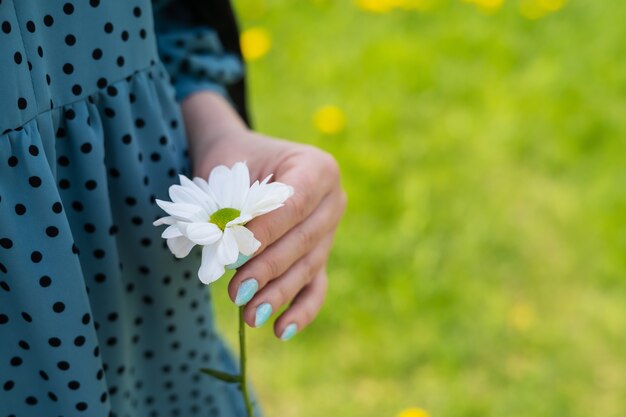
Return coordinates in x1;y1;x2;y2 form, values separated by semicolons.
211;1;626;416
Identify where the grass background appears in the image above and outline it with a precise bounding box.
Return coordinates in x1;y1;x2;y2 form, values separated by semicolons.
210;1;626;416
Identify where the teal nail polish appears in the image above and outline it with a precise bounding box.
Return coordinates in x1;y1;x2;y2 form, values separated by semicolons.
254;303;273;327
280;323;298;341
226;253;251;270
235;279;258;306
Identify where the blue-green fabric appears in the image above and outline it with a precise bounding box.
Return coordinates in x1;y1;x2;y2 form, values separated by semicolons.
0;1;256;417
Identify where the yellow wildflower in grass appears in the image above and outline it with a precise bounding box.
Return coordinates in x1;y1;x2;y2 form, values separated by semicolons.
519;0;565;19
462;0;504;13
313;105;346;135
355;0;396;13
355;0;434;13
240;27;271;62
397;408;431;417
508;302;535;331
538;0;565;11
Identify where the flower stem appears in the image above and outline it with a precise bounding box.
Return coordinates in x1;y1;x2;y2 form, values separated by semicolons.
239;306;254;417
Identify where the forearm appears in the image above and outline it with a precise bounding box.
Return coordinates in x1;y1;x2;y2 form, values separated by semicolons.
180;91;249;167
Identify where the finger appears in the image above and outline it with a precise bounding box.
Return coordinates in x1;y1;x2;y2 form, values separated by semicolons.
228;188;344;303
274;270;329;340
241;232;335;327
245;150;341;256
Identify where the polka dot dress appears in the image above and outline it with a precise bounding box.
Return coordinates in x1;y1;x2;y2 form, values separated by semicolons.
0;1;253;417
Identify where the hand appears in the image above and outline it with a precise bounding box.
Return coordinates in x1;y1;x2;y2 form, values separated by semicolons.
183;92;346;340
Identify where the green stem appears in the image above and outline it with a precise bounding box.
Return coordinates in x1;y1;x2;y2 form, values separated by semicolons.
239;306;254;417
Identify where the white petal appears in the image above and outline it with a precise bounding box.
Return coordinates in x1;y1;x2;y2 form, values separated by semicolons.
153;216;176;226
229;162;250;209
226;214;252;227
166;236;196;258
181;222;222;245
243;182;294;218
208;165;233;208
179;175;219;213
216;228;239;265
198;244;226;284
229;225;261;256
161;224;183;239
155;199;207;222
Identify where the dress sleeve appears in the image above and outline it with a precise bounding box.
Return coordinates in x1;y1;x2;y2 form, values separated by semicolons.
152;0;244;104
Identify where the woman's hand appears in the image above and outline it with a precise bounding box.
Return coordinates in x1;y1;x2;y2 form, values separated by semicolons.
182;92;346;339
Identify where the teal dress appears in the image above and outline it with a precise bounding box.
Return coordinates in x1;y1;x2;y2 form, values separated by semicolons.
0;1;258;416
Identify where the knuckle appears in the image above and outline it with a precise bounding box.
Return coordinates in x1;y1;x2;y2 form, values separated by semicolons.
260;255;282;280
300;257;317;282
274;283;290;307
338;190;348;213
290;189;310;221
319;151;340;180
295;227;316;251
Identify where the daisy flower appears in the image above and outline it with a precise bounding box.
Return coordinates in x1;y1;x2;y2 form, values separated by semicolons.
153;162;293;284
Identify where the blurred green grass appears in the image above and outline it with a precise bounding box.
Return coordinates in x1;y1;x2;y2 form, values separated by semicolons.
210;1;626;416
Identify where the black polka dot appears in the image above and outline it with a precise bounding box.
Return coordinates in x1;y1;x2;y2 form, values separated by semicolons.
68;380;80;390
121;30;129;41
63;3;74;15
14;204;26;215
46;226;59;237
21;312;32;322
85;180;97;190
72;84;82;95
48;337;62;347
80;143;92;153
14;52;22;64
74;335;86;346
97;77;108;88
10;356;23;366
25;396;37;405
7;156;18;167
52;202;63;213
0;281;10;292
92;48;103;60
65;34;76;46
1;238;14;249
28;176;41;187
43;14;54;27
52;302;65;313
17;98;27;110
57;360;70;370
26;20;36;32
116;56;125;67
58;155;70;166
39;275;52;287
0;314;8;324
63;63;74;74
104;22;113;33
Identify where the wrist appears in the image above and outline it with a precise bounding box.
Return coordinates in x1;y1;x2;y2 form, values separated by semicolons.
180;90;249;165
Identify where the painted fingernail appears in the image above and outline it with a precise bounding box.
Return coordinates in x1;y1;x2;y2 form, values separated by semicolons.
280;323;298;341
235;279;258;306
254;303;273;328
225;253;251;270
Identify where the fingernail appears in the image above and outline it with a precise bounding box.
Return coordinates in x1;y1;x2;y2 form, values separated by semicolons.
235;279;258;306
225;253;251;270
280;323;298;341
254;303;273;327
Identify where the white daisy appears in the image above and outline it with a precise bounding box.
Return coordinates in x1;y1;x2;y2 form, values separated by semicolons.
153;162;293;284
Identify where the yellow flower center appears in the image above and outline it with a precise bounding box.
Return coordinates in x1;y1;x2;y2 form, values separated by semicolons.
209;208;241;231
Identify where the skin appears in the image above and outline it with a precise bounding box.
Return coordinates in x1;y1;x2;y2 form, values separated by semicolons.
181;91;347;339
